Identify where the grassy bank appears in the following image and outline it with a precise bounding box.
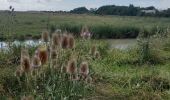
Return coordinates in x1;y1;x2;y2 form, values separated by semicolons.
0;12;170;40
0;30;170;99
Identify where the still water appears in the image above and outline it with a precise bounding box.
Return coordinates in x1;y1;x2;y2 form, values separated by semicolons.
0;39;137;50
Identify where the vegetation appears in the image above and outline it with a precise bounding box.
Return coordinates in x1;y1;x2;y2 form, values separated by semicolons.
0;7;170;99
0;12;170;40
71;5;170;17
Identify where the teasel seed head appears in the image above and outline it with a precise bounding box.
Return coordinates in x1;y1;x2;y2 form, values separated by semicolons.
52;33;61;47
61;34;69;49
32;55;41;69
79;61;89;76
67;59;77;74
38;46;48;65
21;56;31;73
42;31;49;42
68;34;75;49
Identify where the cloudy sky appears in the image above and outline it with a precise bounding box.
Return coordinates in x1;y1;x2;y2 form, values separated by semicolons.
0;0;169;11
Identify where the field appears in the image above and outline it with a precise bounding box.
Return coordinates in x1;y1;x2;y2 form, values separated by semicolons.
0;12;170;100
0;12;170;40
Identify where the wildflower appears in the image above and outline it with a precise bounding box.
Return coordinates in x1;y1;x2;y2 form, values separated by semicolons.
21;56;31;73
32;55;41;69
67;59;77;74
68;34;75;49
41;31;49;42
38;46;48;65
81;26;92;39
52;33;61;47
61;34;69;49
79;62;89;76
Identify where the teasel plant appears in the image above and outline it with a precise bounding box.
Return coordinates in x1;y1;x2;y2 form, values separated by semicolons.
14;29;94;99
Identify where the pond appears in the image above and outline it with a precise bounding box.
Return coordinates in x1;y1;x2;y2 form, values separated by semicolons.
0;39;137;50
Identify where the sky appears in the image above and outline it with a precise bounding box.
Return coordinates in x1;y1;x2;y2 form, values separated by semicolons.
0;0;169;11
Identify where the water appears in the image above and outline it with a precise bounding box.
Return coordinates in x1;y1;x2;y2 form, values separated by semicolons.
0;39;137;50
107;39;136;50
0;40;42;50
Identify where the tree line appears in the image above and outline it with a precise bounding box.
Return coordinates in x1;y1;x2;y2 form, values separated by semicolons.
70;5;170;17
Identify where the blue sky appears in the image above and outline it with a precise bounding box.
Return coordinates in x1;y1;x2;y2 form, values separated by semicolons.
0;0;169;11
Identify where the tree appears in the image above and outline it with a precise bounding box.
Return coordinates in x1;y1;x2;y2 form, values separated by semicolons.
70;7;89;14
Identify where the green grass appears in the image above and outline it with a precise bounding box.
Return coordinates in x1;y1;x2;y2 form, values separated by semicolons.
0;12;170;40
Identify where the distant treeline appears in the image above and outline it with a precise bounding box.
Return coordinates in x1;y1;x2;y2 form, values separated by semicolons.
70;5;170;17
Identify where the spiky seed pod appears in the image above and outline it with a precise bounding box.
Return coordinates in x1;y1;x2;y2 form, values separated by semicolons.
61;34;69;49
79;62;89;76
67;59;77;74
90;45;96;56
38;46;48;65
50;50;57;59
32;55;41;69
95;51;100;59
68;34;75;49
52;33;61;47
21;56;31;73
42;31;49;42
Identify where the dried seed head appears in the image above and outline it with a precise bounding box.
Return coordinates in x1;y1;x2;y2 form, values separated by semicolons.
38;46;48;65
32;55;41;69
52;33;61;47
79;62;89;76
67;59;77;74
42;31;49;42
61;34;69;49
68;34;75;49
21;56;31;73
